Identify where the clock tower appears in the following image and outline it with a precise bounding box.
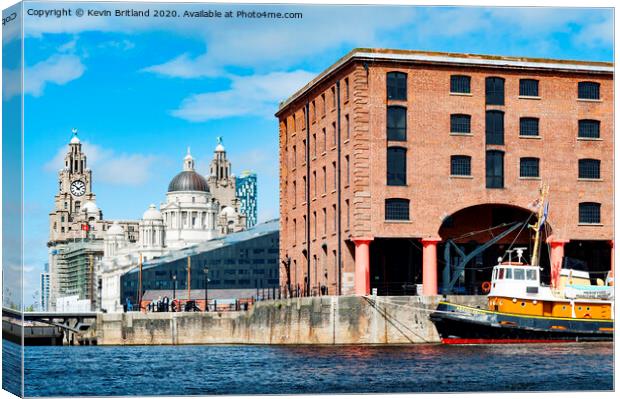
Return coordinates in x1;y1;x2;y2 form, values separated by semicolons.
48;129;100;244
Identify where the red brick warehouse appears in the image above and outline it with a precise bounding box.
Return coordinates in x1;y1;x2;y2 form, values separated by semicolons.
276;48;613;298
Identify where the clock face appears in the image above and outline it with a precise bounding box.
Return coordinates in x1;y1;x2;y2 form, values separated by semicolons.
70;180;86;197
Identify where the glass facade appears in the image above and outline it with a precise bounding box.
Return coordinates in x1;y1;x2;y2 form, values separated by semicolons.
120;221;279;304
236;170;258;228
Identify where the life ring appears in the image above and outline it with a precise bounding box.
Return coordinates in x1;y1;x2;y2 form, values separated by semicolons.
481;281;492;294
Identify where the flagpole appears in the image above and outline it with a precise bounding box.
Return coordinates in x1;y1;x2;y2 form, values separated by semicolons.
531;184;549;267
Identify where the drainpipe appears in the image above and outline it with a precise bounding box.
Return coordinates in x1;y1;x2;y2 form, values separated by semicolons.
305;101;311;296
336;81;342;296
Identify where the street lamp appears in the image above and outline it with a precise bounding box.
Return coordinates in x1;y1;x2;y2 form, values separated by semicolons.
172;274;177;307
324;268;328;295
203;267;209;312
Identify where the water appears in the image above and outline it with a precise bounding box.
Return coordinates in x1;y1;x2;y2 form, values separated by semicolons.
5;340;615;396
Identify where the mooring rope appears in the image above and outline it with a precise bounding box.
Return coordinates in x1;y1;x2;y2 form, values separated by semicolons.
363;295;467;315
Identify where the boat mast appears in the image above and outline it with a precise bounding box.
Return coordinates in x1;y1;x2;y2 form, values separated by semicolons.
530;184;549;267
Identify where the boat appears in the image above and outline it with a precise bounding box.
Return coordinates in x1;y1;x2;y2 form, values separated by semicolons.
430;185;614;344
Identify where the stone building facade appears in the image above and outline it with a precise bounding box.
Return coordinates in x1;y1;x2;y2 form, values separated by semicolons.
277;48;613;297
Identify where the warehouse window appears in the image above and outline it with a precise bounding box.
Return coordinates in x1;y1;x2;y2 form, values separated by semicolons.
387;72;407;101
450;155;471;176
578;159;601;179
450;75;471;94
387;106;407;141
387;147;407;186
579;202;601;224
520;157;540;178
385;198;410;221
578;82;600;100
520;117;539;137
450;114;471;133
486;110;504;145
486;77;505;105
486;150;504;189
578;120;600;139
519;79;539;97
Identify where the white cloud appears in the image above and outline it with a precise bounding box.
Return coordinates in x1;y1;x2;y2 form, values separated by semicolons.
142;53;222;79
141;6;417;78
98;39;136;51
23;54;85;97
44;141;158;186
171;70;316;122
574;16;613;47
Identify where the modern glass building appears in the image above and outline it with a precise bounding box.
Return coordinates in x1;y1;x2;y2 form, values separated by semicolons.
120;219;279;305
40;263;50;311
235;170;258;228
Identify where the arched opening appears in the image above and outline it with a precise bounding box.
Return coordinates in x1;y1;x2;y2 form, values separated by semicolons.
438;203;551;294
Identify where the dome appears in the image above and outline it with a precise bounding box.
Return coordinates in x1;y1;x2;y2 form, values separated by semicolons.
82;201;99;214
168;171;209;192
143;204;163;220
106;221;124;236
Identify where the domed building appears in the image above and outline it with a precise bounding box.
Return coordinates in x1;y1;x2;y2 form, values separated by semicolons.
97;139;249;312
160;148;220;249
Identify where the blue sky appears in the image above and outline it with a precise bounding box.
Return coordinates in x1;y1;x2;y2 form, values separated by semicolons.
2;2;613;307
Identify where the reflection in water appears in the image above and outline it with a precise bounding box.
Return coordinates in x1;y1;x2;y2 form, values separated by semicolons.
8;340;613;397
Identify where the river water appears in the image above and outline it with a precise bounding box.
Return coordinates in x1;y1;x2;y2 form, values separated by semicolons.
2;340;614;396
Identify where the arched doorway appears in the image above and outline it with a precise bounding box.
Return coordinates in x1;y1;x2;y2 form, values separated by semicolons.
438;204;551;294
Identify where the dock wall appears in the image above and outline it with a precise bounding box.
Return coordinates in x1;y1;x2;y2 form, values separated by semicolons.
96;295;485;345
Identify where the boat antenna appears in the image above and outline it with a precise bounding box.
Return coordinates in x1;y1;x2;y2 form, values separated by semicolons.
530;184;549;267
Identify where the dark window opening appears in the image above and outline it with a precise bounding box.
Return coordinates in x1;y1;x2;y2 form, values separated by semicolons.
578;120;600;139
387;106;407;141
578;159;601;179
387;72;407;101
520;157;540;178
486;110;504;145
486;77;505;105
450;155;471;176
578;82;600;100
450;114;471;133
579;202;601;224
486;150;504;189
450;75;471;94
387;147;407;186
385;199;410;221
520;117;539;136
519;79;539;97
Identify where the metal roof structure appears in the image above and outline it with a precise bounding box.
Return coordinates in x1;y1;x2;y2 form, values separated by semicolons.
126;219;280;275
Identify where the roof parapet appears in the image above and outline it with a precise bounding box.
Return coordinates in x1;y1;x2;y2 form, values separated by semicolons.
276;48;613;115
